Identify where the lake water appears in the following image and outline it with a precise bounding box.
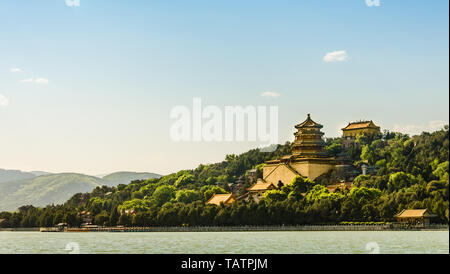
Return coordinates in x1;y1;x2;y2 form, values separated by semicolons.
0;231;448;254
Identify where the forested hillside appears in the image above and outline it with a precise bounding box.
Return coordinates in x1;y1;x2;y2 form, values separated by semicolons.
0;127;448;228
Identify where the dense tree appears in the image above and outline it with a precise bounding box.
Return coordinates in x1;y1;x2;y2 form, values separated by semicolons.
151;185;176;206
109;206;119;226
175;190;202;204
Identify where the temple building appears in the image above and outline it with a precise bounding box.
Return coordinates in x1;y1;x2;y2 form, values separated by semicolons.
395;209;437;226
243;114;381;202
342;120;381;138
247;179;276;203
254;114;346;189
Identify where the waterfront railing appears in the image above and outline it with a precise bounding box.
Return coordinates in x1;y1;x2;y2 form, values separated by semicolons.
2;223;447;232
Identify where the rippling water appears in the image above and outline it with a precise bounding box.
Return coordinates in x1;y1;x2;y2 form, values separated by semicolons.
0;231;448;254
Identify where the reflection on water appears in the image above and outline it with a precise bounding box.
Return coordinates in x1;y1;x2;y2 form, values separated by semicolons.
0;231;448;254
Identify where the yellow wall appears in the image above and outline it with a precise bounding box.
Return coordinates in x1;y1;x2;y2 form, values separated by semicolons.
263;161;335;185
263;164;298;186
343;128;379;137
290;162;334;180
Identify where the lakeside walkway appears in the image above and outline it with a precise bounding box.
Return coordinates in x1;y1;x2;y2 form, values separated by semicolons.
30;224;449;232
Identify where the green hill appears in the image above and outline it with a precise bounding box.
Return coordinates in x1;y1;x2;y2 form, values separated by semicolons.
0;169;36;184
0;173;103;211
0;171;162;211
102;172;162;186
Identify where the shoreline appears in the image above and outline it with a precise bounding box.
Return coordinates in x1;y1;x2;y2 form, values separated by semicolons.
1;224;448;232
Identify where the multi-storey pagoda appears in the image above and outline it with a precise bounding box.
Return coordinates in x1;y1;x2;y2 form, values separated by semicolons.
291;114;328;157
250;114;344;192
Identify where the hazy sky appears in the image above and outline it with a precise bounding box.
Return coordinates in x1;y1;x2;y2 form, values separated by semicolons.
0;0;448;176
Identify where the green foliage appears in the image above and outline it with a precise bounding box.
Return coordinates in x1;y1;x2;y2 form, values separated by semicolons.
287;176;316;193
201;185;227;201
326;142;342;157
263;190;287;203
360;145;375;165
118;213;132;226
387;172;423;192
63;211;81;227
94;211;109;226
119;199;151;212
433;161;449;181
151;185;176;206
347;187;382;204
109;206;119;226
174;174;196;188
175;190;201;204
305;185;344;203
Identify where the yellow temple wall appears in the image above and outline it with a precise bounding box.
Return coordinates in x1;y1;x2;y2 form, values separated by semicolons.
262;165;278;176
342;128;379;137
263;161;335;185
263;164;298;186
290;161;335;180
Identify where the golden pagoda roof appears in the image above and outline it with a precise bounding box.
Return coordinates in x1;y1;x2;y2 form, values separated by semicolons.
342;120;380;131
295;114;323;129
206;193;235;206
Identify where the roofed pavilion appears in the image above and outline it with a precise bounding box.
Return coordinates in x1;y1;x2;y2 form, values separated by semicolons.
342;120;380;138
291;114;328;158
395;209;437;226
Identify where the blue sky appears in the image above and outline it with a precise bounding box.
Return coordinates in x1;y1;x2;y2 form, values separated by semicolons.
0;0;448;175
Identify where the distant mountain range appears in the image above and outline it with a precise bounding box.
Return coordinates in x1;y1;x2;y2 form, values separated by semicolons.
0;169;162;211
0;169;36;184
101;171;162;187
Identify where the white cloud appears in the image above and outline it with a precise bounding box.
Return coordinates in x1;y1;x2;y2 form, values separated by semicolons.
261;91;280;98
35;78;49;84
0;94;9;107
21;78;49;84
323;50;348;62
10;68;21;72
393;120;447;135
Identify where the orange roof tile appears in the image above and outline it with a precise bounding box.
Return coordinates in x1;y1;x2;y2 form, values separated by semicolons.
247;181;276;191
395;209;430;218
342;121;379;131
206;193;235;206
295;114;323;129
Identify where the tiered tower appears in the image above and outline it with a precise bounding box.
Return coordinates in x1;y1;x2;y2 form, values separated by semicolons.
260;114;340;183
291;114;327;157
